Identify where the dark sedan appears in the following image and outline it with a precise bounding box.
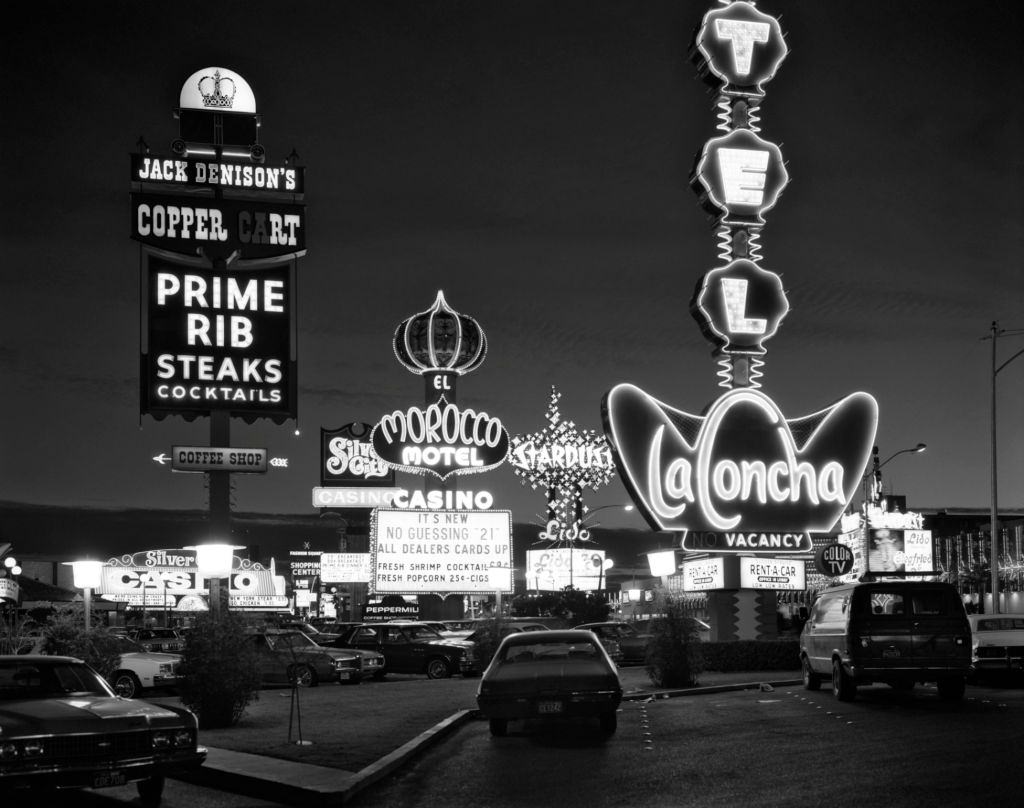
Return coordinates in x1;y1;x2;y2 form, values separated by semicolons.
0;655;206;803
328;622;480;679
475;630;622;737
576;621;649;665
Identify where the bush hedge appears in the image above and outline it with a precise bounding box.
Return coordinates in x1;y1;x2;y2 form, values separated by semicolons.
177;612;261;728
699;639;801;672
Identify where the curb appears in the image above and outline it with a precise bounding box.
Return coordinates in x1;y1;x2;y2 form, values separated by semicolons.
175;679;802;804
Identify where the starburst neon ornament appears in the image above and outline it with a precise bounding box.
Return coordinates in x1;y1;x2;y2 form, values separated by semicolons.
510;387;616;546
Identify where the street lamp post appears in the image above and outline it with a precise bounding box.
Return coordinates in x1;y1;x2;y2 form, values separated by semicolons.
192;543;239;620
984;321;1024;615
65;560;103;631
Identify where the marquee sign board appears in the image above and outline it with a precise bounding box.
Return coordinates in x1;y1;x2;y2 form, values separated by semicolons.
320;553;372;584
141;256;296;421
681;555;805;591
370;398;509;481
131;192;305;261
321;423;394;487
602;384;877;554
97;551;281;607
681;557;726;591
312;487;401;508
132;154;304;194
371;509;512;594
526;548;608;592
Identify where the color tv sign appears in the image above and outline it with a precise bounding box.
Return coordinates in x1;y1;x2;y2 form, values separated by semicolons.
141;256;296;420
603;385;877;553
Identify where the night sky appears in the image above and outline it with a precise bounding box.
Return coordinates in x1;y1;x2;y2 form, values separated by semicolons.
1;0;1022;541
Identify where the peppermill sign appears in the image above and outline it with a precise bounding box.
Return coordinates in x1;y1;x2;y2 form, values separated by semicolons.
603;1;877;555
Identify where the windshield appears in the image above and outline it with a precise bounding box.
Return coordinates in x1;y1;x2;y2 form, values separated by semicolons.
402;625;443;640
268;632;317;650
0;661;113;700
499;639;602;663
112;636;147;653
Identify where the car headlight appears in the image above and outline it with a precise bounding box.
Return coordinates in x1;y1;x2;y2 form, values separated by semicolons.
23;740;45;757
173;729;194;747
159;663;175;675
152;731;172;749
0;742;19;760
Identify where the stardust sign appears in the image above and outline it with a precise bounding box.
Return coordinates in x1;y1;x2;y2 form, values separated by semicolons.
141;257;296;420
371;509;512;594
371;399;509;481
603;384;877;554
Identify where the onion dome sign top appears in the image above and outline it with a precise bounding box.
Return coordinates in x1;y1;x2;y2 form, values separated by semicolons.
393;290;487;376
602;0;878;555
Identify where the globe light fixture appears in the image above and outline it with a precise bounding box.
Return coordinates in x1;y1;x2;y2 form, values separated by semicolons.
64;559;103;631
189;542;242;618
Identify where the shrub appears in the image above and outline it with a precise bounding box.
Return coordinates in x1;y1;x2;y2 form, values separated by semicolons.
700;640;801;672
644;596;705;688
42;607;122;679
177;612;260;728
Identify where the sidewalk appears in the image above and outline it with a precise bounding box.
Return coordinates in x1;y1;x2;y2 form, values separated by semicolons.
166;667;800;805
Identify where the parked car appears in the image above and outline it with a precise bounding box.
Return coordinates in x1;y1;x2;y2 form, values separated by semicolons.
968;614;1024;678
246;629;364;687
476;630;623;737
128;627;184;654
799;579;971;701
108;636;184;699
576;622;649;665
17;635;182;700
272;621;385;679
0;655;206;802
328;622;480;679
464;622;551;643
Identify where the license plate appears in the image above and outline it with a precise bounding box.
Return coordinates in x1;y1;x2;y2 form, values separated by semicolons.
92;771;127;789
338;670;351;680
537;700;563;714
882;649;901;659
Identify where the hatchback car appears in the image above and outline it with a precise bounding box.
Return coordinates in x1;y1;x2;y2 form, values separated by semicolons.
0;655;205;803
247;629;364;687
799;580;971;701
476;630;622;737
968;614;1024;678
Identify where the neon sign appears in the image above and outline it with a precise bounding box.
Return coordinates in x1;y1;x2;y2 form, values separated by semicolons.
132;154;303;193
603;383;877;551
692;129;788;226
142;257;295;420
693;1;788;96
691;258;789;355
370;398;509;480
321;423;394;486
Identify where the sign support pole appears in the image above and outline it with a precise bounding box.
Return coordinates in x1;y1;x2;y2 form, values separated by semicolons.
209;409;231;616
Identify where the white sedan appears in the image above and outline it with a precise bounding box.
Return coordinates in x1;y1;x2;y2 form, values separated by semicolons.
968;614;1024;677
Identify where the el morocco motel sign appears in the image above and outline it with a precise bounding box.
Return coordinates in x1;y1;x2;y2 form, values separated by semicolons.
603;385;878;553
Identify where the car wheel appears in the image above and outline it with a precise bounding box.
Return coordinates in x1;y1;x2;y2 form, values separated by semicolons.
489;718;508;737
832;658;856;702
137;774;165;805
289;664;318;688
802;656;821;691
112;671;142;699
599;711;618;734
937;677;966;701
426;657;452;679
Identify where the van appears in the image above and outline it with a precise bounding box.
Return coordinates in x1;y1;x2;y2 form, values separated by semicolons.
799;579;971;701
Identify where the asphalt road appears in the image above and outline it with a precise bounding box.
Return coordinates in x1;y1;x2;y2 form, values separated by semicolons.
345;681;1024;808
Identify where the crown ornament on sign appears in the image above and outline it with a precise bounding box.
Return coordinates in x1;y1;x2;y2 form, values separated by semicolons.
198;70;236;109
